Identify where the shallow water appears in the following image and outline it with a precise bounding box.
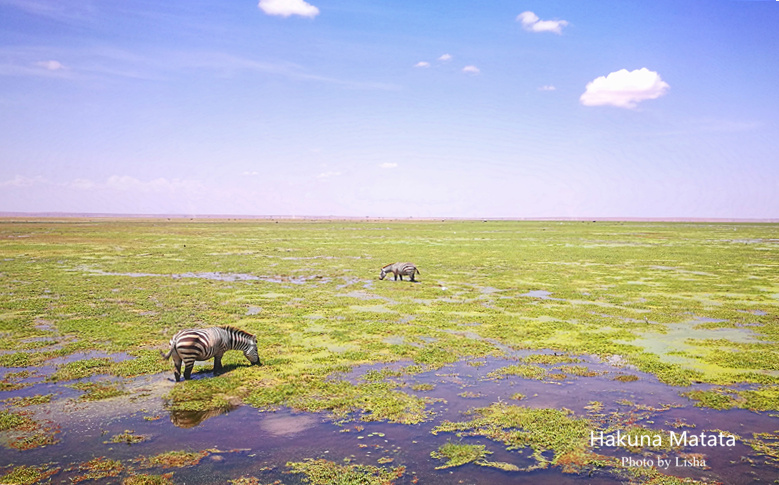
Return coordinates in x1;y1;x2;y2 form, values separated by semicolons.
618;318;775;376
80;267;322;285
2;355;778;484
520;289;559;300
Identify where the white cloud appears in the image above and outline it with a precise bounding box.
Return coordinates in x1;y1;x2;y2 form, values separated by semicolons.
379;163;398;169
517;11;568;34
0;175;46;187
580;68;670;109
414;61;430;68
68;178;96;189
438;54;453;62
539;85;556;91
462;65;480;75
36;60;65;71
258;0;319;18
316;171;341;179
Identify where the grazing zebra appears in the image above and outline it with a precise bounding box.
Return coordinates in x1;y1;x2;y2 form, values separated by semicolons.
379;262;420;282
160;326;260;382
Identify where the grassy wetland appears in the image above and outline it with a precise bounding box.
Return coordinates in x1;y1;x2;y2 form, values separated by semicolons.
1;218;778;484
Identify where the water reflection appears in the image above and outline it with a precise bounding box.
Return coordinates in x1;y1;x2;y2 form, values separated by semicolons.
260;412;320;437
169;403;239;428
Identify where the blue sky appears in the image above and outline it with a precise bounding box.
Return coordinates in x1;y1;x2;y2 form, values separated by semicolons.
1;0;777;218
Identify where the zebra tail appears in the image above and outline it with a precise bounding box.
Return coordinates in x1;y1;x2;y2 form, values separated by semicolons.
160;348;173;360
416;268;421;274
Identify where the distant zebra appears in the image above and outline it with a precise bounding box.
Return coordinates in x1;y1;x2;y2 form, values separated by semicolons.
379;262;420;282
161;326;260;382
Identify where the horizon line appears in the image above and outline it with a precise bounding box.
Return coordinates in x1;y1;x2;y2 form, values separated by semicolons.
1;212;777;223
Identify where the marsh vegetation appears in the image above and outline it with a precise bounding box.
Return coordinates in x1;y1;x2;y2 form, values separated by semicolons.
0;219;777;483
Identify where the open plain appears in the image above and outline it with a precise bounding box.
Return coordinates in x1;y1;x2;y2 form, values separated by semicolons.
1;218;778;484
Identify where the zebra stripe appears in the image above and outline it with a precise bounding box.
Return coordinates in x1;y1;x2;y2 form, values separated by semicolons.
379;262;420;281
161;326;260;382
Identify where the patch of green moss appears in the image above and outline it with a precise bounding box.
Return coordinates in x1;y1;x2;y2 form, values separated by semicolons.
680;386;779;412
411;383;435;391
415;347;459;367
0;464;60;485
432;403;593;471
0;352;33;368
739;385;779;412
122;473;175;485
68;381;128;401
523;354;582;365
0;410;29;431
430;441;492;469
557;365;604;377
613;374;639;382
705;349;779;371
487;363;548;381
110;350;171;377
139;450;209;469
69;457;124;483
49;358;114;381
286;458;405;485
627;353;703;386
2;393;54;407
106;430;147;445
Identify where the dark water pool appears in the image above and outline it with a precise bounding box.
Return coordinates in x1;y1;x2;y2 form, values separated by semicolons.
1;355;778;484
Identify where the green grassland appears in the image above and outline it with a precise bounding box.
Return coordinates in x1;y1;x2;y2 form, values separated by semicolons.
1;218;778;482
2;219;778;408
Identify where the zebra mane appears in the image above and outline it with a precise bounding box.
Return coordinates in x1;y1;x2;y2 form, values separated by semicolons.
218;325;256;339
382;263;393;269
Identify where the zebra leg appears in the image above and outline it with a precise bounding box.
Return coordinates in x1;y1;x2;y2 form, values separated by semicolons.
183;360;195;380
213;355;223;375
173;355;183;382
400;274;404;281
410;274;415;282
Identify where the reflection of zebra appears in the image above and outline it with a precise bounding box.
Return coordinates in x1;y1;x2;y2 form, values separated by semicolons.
379;262;420;282
161;326;260;382
169;403;238;428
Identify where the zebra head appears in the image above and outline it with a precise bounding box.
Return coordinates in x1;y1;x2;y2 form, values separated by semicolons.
244;335;260;365
379;264;391;280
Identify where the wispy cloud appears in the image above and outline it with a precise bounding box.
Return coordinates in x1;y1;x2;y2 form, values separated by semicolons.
580;68;669;109
462;65;480;75
0;45;163;80
0;0;96;23
517;11;569;35
0;47;76;78
258;0;319;18
538;85;556;91
0;175;204;193
0;46;399;90
438;54;453;62
379;163;398;169
414;61;430;68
